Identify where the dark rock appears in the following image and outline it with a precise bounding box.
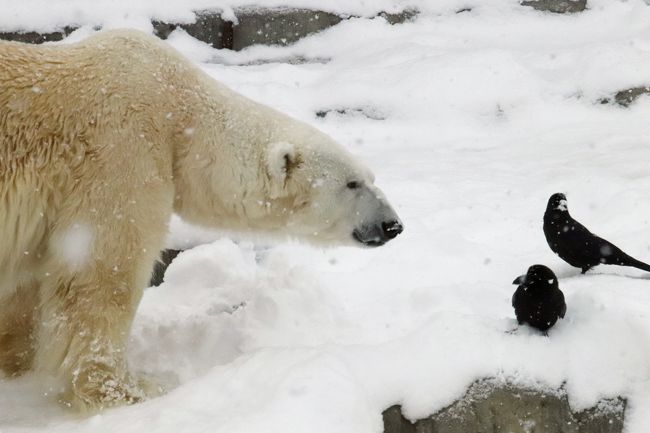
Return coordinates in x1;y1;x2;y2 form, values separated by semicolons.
154;11;232;49
152;8;342;50
0;26;77;44
377;9;419;25
183;12;232;49
231;8;343;50
315;107;386;120
383;405;416;433
575;399;626;433
151;21;179;40
153;9;347;51
612;87;650;107
1;8;416;50
597;87;650;107
521;0;587;13
383;380;625;433
149;249;182;287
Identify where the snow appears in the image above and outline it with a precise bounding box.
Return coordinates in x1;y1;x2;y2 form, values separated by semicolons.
4;0;650;431
54;224;94;269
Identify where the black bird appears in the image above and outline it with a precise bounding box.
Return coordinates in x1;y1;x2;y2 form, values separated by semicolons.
543;193;650;274
512;264;566;332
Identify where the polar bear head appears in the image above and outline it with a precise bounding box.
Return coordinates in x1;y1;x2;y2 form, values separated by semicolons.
262;134;403;247
171;86;403;248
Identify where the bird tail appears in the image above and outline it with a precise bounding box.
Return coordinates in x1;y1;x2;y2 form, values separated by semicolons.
622;256;650;272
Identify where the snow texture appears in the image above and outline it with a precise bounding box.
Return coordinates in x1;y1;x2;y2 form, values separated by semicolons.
54;223;94;270
4;0;650;432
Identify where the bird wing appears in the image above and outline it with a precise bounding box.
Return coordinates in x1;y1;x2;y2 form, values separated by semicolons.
511;286;521;308
563;217;595;240
511;286;527;324
556;290;566;319
555;218;605;264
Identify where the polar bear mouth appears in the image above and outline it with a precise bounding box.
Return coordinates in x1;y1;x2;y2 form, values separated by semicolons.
352;220;403;247
352;229;386;247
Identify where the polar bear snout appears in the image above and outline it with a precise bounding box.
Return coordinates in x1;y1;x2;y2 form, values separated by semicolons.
352;218;403;247
347;183;403;247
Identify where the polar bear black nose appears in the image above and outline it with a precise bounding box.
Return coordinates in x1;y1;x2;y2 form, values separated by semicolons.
382;220;403;239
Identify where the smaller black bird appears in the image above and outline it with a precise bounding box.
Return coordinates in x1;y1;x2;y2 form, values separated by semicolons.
544;193;650;274
512;264;566;332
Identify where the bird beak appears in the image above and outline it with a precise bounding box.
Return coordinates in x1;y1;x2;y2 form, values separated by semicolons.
512;274;526;285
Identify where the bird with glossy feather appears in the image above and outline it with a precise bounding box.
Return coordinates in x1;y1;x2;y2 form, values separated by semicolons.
543;193;650;274
512;264;566;333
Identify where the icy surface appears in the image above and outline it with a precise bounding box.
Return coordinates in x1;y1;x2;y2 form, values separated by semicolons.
3;0;650;432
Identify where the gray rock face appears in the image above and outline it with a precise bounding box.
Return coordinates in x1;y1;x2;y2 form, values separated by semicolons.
0;26;77;43
155;9;340;49
597;87;650;107
612;87;650;107
377;9;419;25
153;12;232;49
230;8;343;50
521;0;587;13
1;8;417;50
383;381;625;433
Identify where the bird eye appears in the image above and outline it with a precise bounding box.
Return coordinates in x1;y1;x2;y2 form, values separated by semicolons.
347;181;360;189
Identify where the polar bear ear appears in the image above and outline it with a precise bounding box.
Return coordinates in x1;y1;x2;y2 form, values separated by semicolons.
266;141;302;198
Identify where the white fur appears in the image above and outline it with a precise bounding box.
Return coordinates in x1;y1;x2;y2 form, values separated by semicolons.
0;29;400;412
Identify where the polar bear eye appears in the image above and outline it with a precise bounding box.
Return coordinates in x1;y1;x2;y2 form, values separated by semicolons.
346;181;360;190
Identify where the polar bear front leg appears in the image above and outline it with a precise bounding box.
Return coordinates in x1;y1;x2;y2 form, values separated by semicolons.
35;258;148;412
0;282;40;376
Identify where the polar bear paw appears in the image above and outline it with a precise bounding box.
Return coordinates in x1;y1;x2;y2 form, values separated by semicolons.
62;361;146;412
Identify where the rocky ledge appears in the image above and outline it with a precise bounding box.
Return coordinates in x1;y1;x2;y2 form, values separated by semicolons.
383;380;625;433
0;8;418;50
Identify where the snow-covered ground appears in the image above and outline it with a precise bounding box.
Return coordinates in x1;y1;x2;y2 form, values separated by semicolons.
4;0;650;431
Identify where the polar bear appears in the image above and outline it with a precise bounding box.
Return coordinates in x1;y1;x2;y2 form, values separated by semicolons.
0;29;403;411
